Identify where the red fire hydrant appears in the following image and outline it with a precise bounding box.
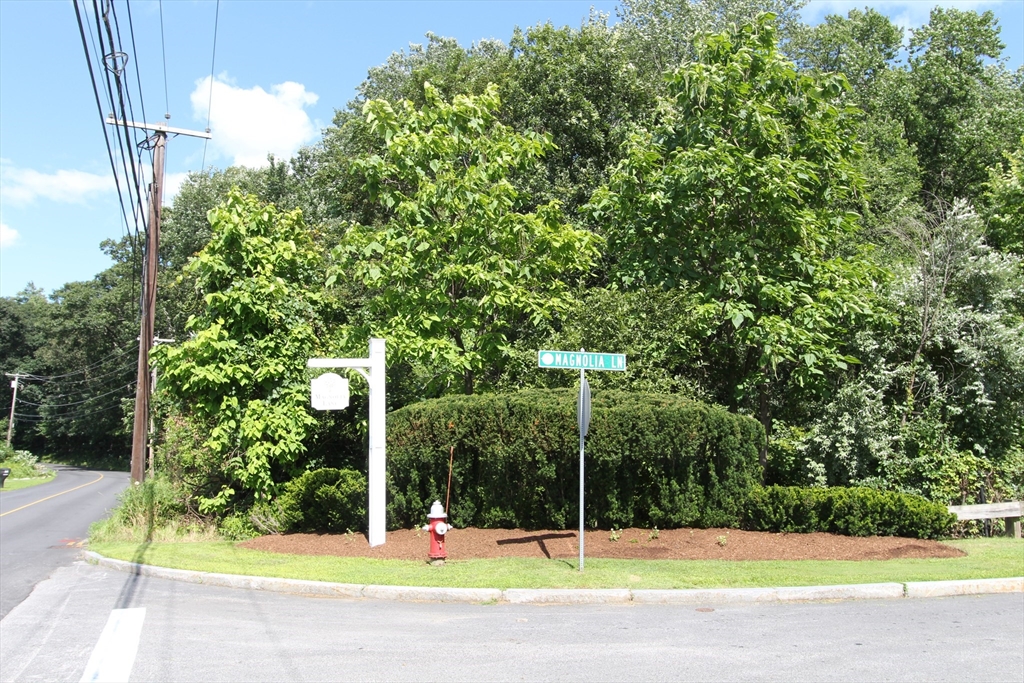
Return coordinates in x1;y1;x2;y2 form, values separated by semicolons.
425;500;449;564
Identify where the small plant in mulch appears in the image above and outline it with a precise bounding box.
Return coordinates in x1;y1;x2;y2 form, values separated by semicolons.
609;528;622;542
716;535;728;547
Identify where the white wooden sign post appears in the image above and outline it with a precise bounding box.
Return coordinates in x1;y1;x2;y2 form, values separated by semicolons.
308;338;387;547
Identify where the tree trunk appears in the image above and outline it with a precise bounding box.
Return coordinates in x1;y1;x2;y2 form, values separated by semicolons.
758;383;772;482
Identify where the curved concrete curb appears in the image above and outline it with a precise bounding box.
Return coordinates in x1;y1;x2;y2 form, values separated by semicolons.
83;552;1022;606
905;577;1023;598
631;583;906;604
505;588;632;604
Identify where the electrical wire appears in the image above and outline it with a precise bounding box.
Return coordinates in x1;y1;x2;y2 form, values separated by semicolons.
16;382;139;409
201;0;221;172
14;400;133;423
96;1;147;243
123;0;152;163
159;0;170;119
83;1;144;253
17;361;136;391
72;0;136;259
108;2;152;180
122;0;155;307
92;0;154;309
16;344;137;381
77;1;140;301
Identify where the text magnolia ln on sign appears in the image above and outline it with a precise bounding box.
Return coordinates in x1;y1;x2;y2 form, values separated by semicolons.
538;350;626;371
310;373;350;410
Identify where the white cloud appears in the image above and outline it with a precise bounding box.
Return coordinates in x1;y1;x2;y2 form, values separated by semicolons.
0;161;114;206
0;222;18;248
191;74;319;168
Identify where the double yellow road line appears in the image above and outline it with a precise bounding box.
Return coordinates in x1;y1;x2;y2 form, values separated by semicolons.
0;473;105;518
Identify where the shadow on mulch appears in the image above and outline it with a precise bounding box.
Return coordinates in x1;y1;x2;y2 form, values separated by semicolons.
240;527;965;562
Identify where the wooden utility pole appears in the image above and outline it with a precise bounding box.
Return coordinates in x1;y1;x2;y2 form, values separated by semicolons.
6;375;21;447
107;117;210;484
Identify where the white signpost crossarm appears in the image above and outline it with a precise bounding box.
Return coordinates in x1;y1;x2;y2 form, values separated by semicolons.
307;358;371;383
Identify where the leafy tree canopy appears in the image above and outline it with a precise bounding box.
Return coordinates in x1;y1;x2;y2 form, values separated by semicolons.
592;15;882;466
332;83;603;395
156;189;330;509
906;8;1024;202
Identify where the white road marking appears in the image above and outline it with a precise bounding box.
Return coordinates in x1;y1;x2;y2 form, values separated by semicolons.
80;607;145;683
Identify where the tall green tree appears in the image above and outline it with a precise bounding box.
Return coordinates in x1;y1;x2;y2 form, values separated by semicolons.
592;16;880;469
502;18;655;219
787;8;920;233
797;202;1024;503
156;190;330;509
307;34;512;232
906;8;1024;202
788;7;902;94
617;0;807;77
0;241;140;464
982;137;1024;255
332;83;602;395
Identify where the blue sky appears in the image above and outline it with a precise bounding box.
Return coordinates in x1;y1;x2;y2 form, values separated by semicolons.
1;0;1022;297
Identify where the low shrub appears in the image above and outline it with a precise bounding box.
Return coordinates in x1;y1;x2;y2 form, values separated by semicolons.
386;389;763;530
743;485;957;539
0;443;44;479
279;468;367;533
219;513;261;541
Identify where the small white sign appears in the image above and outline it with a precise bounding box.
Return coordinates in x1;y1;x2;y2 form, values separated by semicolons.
311;373;350;410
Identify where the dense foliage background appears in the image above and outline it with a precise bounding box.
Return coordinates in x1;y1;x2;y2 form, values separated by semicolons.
3;1;1021;531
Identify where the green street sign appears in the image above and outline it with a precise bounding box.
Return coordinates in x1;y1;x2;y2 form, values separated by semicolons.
537;350;626;371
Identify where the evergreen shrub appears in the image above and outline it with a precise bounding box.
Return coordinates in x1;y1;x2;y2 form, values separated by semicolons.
743;485;956;539
386;389;763;530
279;468;367;533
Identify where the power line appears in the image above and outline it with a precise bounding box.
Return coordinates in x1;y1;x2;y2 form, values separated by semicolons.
17;364;137;397
15;382;138;409
72;0;136;259
14;400;133;424
14;344;137;381
123;0;152;164
159;0;170;119
201;0;221;172
98;1;148;249
82;0;146;272
114;0;152;302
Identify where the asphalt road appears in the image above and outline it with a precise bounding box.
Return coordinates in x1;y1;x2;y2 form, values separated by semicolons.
2;561;1021;682
0;466;129;618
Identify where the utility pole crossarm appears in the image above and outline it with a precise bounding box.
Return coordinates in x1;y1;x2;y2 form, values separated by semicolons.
105;116;212;139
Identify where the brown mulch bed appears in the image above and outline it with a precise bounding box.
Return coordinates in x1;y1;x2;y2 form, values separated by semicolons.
240;527;965;562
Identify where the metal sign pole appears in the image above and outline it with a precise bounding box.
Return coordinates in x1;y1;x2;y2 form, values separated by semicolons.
538;347;619;573
579;365;585;572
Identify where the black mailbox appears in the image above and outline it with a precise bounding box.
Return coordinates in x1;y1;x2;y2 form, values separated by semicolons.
0;468;10;488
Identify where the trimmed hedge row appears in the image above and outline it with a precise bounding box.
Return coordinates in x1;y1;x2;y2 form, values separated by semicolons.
385;389;764;530
743;485;956;539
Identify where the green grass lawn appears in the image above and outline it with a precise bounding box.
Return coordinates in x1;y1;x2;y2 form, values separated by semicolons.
0;469;56;491
88;537;1023;590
